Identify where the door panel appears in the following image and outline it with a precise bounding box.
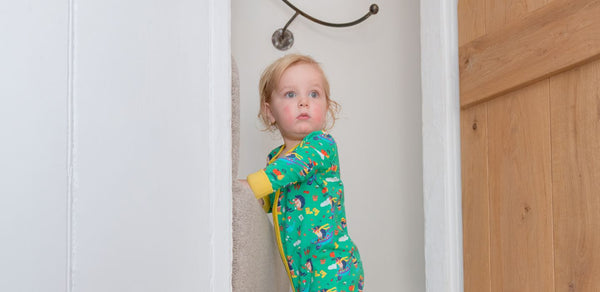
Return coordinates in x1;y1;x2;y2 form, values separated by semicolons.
550;59;600;291
459;0;600;290
458;0;485;46
486;0;549;33
487;81;554;292
461;104;491;292
460;0;600;108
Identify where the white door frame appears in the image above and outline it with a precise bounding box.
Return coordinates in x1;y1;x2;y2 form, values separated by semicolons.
208;0;232;291
421;0;463;291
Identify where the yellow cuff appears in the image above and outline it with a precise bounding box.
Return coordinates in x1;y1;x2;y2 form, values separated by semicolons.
247;170;274;199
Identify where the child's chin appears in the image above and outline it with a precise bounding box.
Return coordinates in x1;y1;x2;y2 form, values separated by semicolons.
287;126;323;138
299;128;320;135
299;124;323;132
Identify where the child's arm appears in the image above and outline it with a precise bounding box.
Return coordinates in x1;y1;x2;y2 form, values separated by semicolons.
247;131;336;199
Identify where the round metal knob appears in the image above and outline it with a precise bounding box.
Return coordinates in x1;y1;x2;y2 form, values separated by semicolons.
272;28;294;51
370;4;379;14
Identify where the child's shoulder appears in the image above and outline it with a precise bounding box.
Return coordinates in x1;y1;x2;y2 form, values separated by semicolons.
302;130;337;147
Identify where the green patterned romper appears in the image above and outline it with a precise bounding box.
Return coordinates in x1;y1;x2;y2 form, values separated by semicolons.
247;130;364;292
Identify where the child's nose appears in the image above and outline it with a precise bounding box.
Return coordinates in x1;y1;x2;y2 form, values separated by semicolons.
298;96;309;107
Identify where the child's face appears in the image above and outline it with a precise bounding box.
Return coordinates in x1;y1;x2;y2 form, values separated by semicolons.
265;63;328;144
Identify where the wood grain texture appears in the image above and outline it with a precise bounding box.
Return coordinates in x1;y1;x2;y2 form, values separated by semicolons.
458;0;486;46
487;80;554;292
485;0;548;33
550;59;600;291
460;0;600;108
461;104;491;292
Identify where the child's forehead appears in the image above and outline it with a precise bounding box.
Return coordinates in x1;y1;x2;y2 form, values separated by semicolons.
277;63;325;85
281;62;321;74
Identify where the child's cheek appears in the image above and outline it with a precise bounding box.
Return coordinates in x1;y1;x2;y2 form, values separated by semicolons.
313;109;326;124
283;105;294;122
283;105;292;114
316;112;325;122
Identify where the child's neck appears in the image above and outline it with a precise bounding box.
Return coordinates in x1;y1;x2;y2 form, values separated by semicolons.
281;138;302;155
280;144;298;155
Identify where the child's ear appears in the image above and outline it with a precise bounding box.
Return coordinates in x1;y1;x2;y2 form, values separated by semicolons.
264;103;276;124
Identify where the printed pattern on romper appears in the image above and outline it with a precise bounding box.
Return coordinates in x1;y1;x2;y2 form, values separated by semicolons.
263;130;364;292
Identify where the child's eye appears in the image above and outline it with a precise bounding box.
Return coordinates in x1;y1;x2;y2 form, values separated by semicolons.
309;91;319;98
285;91;296;98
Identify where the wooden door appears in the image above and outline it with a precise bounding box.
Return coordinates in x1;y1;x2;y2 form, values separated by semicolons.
459;0;600;291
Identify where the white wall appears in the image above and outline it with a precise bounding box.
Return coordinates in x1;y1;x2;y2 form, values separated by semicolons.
0;2;69;290
0;0;231;291
232;0;425;290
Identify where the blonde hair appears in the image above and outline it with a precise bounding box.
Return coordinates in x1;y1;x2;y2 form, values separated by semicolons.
258;54;339;131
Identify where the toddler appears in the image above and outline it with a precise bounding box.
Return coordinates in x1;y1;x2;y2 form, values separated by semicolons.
245;54;364;292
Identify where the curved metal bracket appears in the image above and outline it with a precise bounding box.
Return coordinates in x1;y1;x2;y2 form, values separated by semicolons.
272;1;379;50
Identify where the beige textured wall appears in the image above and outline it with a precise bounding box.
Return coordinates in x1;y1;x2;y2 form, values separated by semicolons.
232;0;425;290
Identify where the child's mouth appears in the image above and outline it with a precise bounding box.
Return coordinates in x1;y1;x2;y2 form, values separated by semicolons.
297;113;310;120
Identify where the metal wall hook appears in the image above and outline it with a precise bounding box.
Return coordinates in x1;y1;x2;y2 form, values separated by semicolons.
272;1;379;51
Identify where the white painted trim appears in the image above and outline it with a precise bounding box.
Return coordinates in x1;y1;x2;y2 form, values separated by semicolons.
66;0;76;290
208;0;232;291
420;0;464;291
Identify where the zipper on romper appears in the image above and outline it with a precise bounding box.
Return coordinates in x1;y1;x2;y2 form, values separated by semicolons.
273;189;296;292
